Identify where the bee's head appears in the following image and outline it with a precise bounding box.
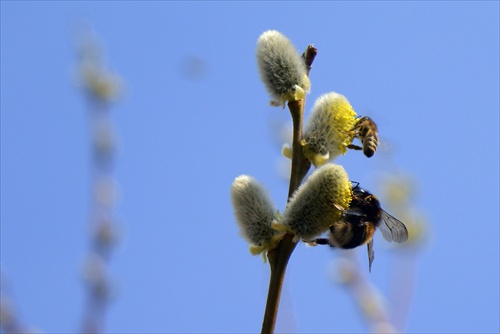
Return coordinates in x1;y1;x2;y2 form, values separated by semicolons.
365;193;380;206
352;185;369;199
356;116;370;122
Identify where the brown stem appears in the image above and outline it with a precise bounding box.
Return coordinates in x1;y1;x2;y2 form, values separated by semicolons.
261;233;297;334
287;99;312;196
261;98;311;334
260;44;317;334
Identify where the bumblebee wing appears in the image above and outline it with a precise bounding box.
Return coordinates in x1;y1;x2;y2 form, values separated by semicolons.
378;210;409;243
343;210;365;218
367;239;374;272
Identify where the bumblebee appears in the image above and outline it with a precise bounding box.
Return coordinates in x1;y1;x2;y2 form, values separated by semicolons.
348;116;379;158
313;183;408;271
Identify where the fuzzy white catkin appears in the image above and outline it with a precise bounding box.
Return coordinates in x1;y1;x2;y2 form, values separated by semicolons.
279;164;352;240
231;175;278;248
256;30;310;107
302;92;357;166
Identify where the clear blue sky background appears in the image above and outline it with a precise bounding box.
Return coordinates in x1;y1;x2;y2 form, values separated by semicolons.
1;2;499;333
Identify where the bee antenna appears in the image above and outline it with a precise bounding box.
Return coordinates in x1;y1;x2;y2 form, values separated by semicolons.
350;181;360;189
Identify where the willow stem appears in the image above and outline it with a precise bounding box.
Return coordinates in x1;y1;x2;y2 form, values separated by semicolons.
260;45;317;334
261;98;311;334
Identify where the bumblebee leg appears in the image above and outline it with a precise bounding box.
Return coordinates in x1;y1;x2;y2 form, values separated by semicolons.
312;238;337;248
367;239;375;273
314;238;329;245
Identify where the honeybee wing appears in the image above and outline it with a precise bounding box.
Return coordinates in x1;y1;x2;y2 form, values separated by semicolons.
367;239;374;272
378;210;409;243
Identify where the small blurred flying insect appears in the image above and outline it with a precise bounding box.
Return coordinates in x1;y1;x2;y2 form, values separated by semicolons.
313;182;408;272
348;116;379;158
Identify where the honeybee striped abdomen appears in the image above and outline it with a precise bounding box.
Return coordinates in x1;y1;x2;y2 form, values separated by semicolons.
348;116;379;158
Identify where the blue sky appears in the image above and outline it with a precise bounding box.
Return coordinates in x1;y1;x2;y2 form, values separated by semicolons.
1;1;499;333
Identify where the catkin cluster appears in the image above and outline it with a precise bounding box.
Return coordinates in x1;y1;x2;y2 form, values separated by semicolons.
231;165;352;253
231;29;386;259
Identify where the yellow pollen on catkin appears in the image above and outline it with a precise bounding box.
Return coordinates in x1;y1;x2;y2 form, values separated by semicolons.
279;164;352;240
302;92;357;166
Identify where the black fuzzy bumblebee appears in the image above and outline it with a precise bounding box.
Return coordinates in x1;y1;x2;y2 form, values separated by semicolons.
314;183;408;271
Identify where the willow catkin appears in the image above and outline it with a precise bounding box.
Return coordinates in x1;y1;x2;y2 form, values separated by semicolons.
231;175;281;256
256;30;310;107
276;164;352;240
302;92;358;166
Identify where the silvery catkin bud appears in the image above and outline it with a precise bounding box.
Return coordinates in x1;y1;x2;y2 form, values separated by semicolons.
275;164;352;240
231;175;283;256
256;30;311;108
302;92;358;166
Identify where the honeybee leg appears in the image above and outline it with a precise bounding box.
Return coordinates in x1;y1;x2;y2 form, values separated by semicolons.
347;144;363;151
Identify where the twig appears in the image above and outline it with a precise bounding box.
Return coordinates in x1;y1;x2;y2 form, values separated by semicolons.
302;45;318;75
0;272;28;333
82;96;117;334
77;33;120;333
261;45;317;334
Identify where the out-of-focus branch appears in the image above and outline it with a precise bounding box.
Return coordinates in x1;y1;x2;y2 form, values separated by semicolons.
77;32;121;334
336;254;397;333
0;273;28;333
377;173;428;331
333;174;427;333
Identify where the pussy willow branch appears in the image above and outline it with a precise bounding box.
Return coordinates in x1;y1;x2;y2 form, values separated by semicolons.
338;253;396;333
0;273;27;333
77;33;121;333
82;97;116;334
261;46;317;334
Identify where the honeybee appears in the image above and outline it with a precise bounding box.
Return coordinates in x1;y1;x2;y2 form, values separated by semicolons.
313;183;408;271
348;116;379;158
